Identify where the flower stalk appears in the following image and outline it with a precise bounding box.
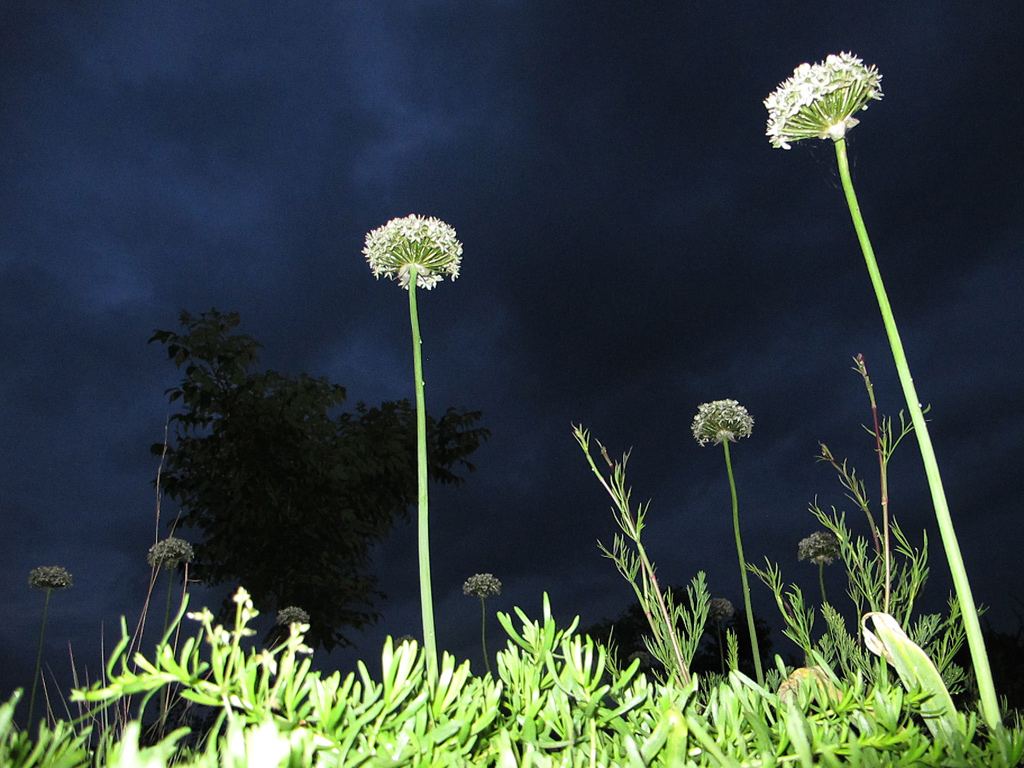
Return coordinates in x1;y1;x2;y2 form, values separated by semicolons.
693;400;763;685
363;214;463;683
27;566;73;727
765;53;1000;727
798;530;840;604
833;136;998;727
147;536;194;637
463;573;501;676
722;437;763;686
407;264;437;677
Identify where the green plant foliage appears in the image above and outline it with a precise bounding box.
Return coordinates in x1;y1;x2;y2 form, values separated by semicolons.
752;502;968;696
863;611;963;747
574;426;711;688
582;593;774;685
25;590;1016;766
0;691;91;768
751;390;969;699
149;309;489;651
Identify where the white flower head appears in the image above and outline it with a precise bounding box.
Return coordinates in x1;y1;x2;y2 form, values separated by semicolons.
147;537;194;570
692;399;754;446
798;530;842;566
708;597;735;623
764;52;883;150
28;566;73;591
363;214;463;290
276;606;310;626
463;572;502;598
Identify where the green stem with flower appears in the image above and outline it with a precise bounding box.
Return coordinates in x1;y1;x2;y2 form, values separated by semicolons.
693;400;763;685
363;215;463;683
798;531;840;605
463;573;501;676
27;566;73;727
765;52;1000;728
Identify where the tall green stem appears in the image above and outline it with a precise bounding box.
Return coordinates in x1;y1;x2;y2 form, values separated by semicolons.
833;137;999;728
28;589;52;727
479;597;492;676
407;266;437;680
722;439;763;686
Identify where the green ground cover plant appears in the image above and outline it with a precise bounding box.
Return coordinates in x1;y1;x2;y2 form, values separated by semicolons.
5;52;1022;766
4;585;1021;766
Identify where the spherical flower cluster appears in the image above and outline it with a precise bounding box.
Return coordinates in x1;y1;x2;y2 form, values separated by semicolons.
798;531;842;566
462;573;502;599
764;52;883;150
147;537;195;570
276;606;310;626
363;214;463;290
692;400;754;446
707;597;736;623
28;566;73;591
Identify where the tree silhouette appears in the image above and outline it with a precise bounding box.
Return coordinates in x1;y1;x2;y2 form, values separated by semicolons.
150;309;489;651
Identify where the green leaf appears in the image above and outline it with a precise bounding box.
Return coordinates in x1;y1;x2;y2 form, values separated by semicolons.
862;611;965;746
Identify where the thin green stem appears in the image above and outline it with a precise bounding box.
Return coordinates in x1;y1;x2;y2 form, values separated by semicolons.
28;589;52;727
819;443;880;554
479;596;492;676
157;569;176;735
408;266;438;681
722;438;763;686
818;562;828;605
856;355;891;612
834;137;1000;728
585;435;691;685
163;569;174;637
716;620;726;675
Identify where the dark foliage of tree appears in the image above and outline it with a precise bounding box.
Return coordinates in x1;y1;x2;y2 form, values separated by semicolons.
150;309;489;651
582;588;774;681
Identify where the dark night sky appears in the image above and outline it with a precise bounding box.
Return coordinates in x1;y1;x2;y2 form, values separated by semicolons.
3;2;1023;701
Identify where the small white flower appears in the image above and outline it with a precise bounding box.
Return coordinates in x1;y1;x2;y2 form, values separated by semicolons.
254;650;278;676
210;625;232;646
187;607;214;624
765;53;883;150
363;214;463;290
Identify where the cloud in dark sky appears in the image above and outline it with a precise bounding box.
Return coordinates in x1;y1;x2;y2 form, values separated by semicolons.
2;1;1022;699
